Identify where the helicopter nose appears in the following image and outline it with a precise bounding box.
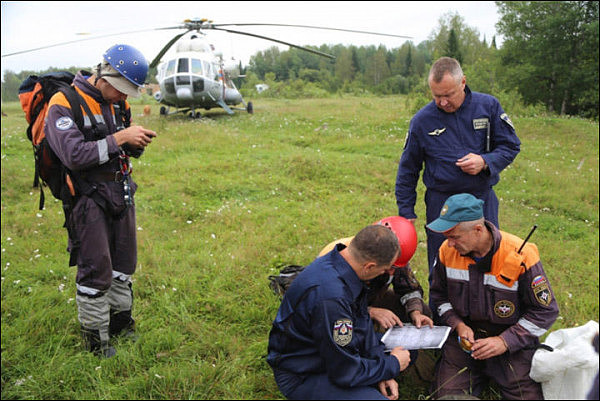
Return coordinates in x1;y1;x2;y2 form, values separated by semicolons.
176;87;193;100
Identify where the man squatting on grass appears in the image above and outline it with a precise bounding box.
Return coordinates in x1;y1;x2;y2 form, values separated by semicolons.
428;193;559;399
318;216;434;332
267;225;412;400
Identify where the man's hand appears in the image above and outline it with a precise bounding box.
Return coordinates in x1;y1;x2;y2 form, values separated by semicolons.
114;125;157;149
369;307;403;329
471;336;508;360
390;346;411;371
409;310;434;328
455;322;475;346
378;378;399;400
456;153;486;175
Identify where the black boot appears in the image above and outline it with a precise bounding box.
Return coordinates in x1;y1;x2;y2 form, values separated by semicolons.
109;310;137;340
81;326;116;358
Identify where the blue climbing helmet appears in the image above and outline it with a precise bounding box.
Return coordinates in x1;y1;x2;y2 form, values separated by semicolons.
102;44;148;88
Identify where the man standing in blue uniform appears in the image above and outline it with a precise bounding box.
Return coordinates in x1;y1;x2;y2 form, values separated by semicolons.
267;225;412;400
395;57;521;300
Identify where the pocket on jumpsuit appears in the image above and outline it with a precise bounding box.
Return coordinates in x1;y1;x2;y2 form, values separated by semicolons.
95;181;127;217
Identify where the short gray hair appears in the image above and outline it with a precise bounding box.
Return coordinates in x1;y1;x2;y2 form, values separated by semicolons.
429;57;463;84
349;225;399;266
456;217;485;233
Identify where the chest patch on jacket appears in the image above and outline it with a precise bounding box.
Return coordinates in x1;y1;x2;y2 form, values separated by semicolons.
427;127;446;136
494;300;515;318
333;319;353;346
532;275;552;306
473;118;489;130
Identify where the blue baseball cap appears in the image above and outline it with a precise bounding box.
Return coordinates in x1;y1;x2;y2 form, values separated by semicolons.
427;193;484;233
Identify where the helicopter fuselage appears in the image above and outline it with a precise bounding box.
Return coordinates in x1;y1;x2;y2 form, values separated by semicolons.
154;41;243;115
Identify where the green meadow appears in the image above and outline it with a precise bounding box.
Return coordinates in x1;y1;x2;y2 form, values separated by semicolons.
1;96;598;399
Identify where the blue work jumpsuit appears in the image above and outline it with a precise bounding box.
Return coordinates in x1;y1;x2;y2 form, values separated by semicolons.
395;85;521;291
267;244;401;399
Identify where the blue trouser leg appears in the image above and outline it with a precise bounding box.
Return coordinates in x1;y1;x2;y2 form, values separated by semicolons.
285;372;389;400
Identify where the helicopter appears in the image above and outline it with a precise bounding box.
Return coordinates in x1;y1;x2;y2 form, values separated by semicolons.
142;18;412;118
152;31;250;118
2;17;411;118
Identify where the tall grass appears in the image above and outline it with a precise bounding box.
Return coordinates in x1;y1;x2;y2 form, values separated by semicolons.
1;96;598;399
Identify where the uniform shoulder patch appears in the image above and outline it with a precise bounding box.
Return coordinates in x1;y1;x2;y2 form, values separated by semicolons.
55;116;74;131
500;113;515;130
531;275;552;306
333;319;353;346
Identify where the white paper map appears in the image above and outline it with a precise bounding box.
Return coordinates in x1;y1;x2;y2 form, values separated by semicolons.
381;324;452;350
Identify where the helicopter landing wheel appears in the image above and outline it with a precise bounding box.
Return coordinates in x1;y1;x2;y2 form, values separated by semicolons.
160;106;167;115
246;102;254;114
189;110;201;119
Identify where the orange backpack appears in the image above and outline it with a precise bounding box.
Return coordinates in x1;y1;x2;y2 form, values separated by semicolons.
18;71;84;209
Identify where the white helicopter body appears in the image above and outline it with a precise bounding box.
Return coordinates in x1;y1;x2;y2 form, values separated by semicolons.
153;34;251;117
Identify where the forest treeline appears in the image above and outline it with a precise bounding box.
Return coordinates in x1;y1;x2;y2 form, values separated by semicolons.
2;2;598;119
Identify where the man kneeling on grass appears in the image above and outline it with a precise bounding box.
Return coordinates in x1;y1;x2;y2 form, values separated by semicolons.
267;225;411;400
428;193;559;399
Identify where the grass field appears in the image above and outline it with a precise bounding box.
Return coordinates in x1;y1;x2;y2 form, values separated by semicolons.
1;95;598;400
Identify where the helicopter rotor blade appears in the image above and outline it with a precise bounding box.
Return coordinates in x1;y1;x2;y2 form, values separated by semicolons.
211;23;412;39
0;28;164;58
210;27;336;60
149;31;191;68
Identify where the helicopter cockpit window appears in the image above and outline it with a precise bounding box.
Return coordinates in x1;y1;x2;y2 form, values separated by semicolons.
164;77;175;94
203;61;214;80
166;59;176;77
191;59;203;75
177;58;189;73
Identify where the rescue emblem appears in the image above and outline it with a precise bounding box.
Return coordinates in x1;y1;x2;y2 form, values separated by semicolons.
500;113;515;130
440;204;449;216
333;319;353;346
55;116;74;130
427;127;446;136
473;118;489;130
531;275;552;306
494;300;515;318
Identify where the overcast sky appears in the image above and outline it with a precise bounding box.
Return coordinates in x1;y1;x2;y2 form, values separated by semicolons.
1;1;502;80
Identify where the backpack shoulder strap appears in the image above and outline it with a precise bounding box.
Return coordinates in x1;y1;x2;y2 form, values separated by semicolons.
57;84;88;131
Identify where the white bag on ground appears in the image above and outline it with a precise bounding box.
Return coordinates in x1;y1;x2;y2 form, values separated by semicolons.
530;320;599;400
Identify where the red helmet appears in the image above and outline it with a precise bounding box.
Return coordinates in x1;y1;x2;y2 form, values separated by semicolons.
373;216;417;267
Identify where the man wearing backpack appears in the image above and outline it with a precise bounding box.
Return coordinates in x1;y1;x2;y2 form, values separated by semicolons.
44;44;156;358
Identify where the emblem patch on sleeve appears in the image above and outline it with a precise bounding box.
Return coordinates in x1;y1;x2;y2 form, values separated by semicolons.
531;275;552;306
55;116;74;130
333;319;353;346
500;113;515;130
494;300;515;318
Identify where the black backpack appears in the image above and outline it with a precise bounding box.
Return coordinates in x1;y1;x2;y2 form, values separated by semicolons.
268;264;306;296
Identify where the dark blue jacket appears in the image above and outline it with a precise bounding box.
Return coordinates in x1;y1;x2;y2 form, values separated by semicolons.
267;244;400;388
395;86;520;219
